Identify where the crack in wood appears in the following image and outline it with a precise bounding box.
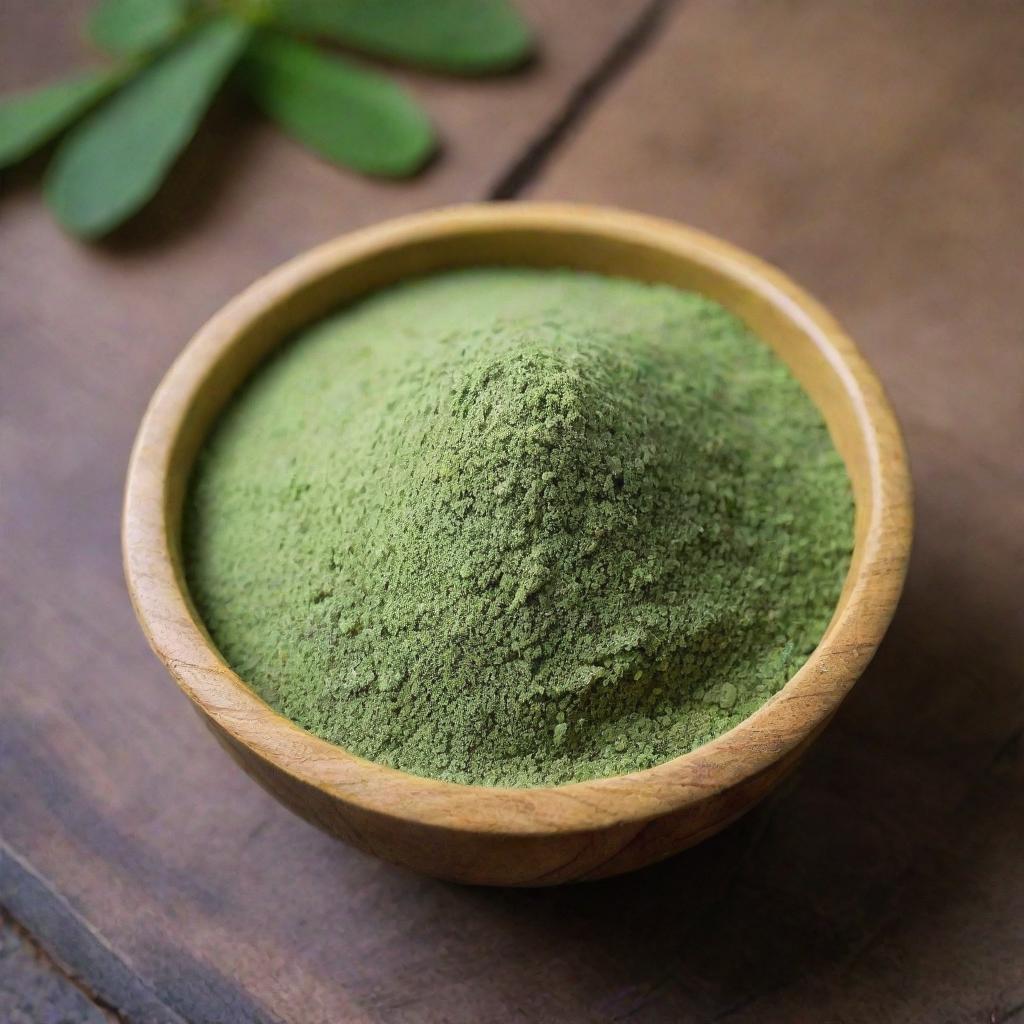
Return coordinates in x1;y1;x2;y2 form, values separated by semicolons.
489;0;676;199
1;908;122;1023
0;842;188;1024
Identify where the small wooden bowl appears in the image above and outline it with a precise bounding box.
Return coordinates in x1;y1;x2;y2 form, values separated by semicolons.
123;203;911;886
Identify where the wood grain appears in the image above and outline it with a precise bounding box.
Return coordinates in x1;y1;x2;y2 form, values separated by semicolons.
122;203;910;885
2;0;1023;1020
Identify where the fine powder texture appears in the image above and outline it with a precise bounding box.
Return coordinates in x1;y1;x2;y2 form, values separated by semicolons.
184;269;853;786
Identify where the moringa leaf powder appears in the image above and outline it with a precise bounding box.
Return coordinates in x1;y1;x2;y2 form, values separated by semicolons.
184;268;853;786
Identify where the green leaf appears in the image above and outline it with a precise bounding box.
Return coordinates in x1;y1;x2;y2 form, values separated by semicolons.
270;0;533;74
241;32;434;177
46;17;250;238
88;0;190;56
0;70;121;170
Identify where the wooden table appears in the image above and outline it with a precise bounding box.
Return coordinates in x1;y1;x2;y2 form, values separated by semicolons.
2;2;1022;1021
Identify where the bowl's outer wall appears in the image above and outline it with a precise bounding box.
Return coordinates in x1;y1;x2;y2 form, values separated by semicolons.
124;204;912;885
204;711;827;885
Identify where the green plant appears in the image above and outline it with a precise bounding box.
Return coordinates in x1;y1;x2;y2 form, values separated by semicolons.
0;0;533;238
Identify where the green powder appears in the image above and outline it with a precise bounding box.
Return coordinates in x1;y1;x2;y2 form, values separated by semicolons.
184;268;853;787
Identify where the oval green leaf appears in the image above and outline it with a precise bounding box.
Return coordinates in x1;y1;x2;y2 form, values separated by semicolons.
88;0;190;57
0;70;121;170
271;0;533;75
241;32;434;177
46;17;250;238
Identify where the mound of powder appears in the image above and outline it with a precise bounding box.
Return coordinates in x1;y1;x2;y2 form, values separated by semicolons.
184;268;853;786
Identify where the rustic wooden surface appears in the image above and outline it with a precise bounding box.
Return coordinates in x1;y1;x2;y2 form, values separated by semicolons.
1;0;1022;1021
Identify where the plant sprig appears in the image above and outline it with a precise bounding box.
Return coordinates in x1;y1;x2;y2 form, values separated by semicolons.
0;0;533;238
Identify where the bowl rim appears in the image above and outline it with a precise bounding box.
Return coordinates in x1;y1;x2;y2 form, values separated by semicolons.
123;202;912;838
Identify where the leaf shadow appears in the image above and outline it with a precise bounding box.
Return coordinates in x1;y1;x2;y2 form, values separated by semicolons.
0;145;56;209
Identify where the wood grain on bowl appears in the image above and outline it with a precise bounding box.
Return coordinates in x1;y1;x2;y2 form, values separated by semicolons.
122;203;912;885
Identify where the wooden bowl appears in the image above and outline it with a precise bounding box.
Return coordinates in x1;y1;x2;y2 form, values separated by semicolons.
123;203;912;886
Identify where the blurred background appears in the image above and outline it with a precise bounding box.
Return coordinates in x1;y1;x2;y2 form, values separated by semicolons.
1;2;1022;1022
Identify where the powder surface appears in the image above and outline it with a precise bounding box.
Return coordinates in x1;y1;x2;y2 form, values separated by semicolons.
184;269;853;786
